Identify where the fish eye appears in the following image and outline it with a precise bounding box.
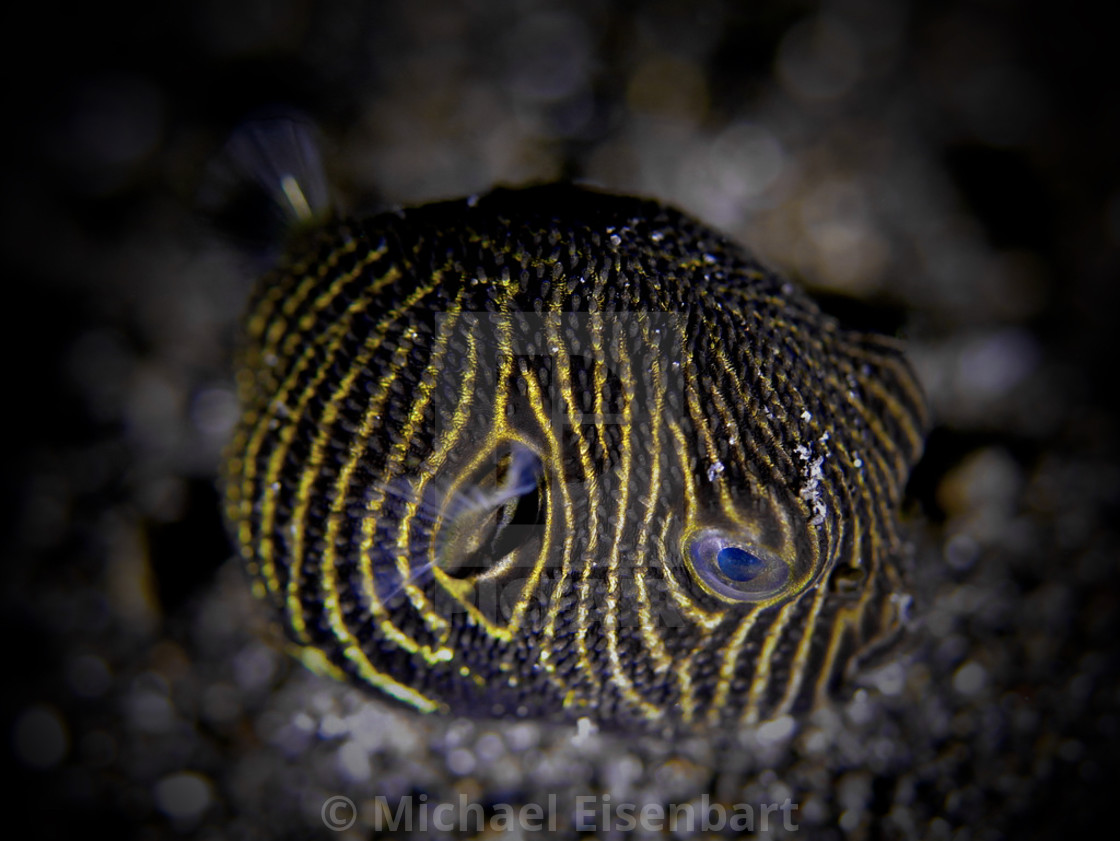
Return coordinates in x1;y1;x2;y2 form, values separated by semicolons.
684;528;791;603
715;546;766;581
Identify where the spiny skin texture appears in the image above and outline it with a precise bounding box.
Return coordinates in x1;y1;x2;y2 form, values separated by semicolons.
222;185;927;733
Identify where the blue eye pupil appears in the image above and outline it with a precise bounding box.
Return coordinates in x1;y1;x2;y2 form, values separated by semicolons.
716;546;766;582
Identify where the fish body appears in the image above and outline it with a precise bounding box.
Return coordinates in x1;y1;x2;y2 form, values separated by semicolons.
222;184;927;732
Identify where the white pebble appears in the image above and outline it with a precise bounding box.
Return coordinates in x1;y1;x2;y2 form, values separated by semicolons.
154;772;212;821
952;661;987;697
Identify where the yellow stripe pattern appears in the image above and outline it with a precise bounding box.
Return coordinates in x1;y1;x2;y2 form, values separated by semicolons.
222;185;928;731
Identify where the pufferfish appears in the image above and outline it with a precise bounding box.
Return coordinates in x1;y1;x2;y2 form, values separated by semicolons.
220;168;927;734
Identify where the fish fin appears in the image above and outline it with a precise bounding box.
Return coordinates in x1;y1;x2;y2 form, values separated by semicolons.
199;110;332;257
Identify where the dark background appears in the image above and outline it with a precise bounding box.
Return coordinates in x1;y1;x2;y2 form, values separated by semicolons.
3;0;1118;838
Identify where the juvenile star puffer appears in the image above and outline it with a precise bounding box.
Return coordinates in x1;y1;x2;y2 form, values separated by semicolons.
221;183;927;733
